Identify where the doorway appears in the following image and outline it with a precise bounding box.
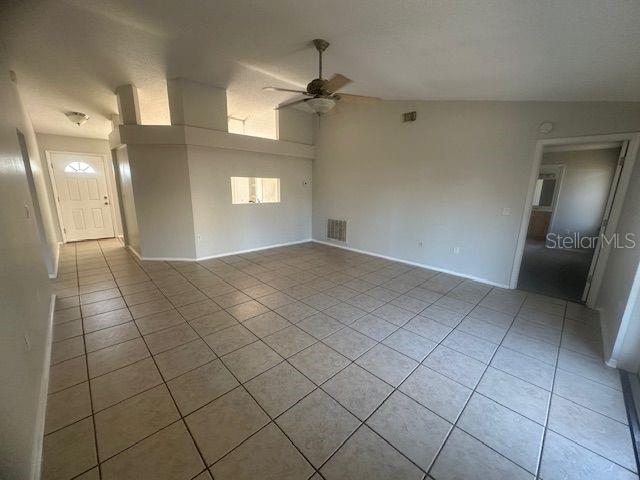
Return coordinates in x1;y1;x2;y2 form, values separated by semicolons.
47;151;115;242
513;136;637;304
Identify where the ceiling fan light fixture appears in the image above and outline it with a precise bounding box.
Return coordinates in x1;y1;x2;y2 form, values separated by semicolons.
66;111;90;126
306;97;335;114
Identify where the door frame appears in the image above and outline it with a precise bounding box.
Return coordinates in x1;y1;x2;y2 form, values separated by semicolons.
510;132;640;307
45;150;117;243
536;163;566;240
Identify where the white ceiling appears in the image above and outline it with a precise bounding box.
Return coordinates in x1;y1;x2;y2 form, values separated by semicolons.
2;0;640;139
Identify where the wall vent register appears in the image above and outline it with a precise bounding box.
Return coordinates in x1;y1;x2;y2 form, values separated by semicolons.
327;219;347;242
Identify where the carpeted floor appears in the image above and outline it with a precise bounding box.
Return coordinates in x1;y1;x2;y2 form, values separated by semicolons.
518;239;593;302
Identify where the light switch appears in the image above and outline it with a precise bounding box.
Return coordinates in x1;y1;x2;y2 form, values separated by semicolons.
502;207;511;216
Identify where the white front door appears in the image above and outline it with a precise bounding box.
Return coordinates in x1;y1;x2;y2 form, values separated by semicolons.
49;152;115;242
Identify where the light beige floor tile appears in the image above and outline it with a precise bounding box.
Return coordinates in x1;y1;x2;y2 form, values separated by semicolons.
83;308;132;333
458;393;544;473
87;337;150;378
177;299;221;320
42;417;97;480
49;355;88;393
539;431;637;480
548;395;636;472
91;357;163;412
423;345;486;388
289;342;351;385
50;335;85;365
430;428;533;480
154;339;216;381
226;300;270;321
367;391;451;471
186;387;269;465
277;389;360;467
168;359;239;415
245;362;315;417
222;341;282;382
399;365;471;422
242;311;291;338
321;425;423;480
45;382;92;434
382;328;436;361
85;322;140;352
203;324;257;356
323;327;376;360
355;344;417;386
100;421;204;480
189;310;238;336
144;322;198;354
95;384;180;460
210;423;314;480
262;325;317;358
322;364;393;420
476;367;550;424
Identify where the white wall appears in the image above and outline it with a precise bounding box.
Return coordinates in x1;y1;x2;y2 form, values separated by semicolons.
542;147;619;239
597;147;640;370
313;101;640;286
113;146;141;254
127;144;196;259
36;133;123;240
0;55;54;478
277;108;315;145
188;145;312;258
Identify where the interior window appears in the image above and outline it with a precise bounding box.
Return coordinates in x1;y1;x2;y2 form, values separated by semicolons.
231;177;280;204
64;161;96;173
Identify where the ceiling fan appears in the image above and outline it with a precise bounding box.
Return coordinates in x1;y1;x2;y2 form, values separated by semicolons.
263;39;379;114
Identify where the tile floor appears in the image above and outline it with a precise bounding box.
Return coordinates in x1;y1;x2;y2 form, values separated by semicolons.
44;239;637;480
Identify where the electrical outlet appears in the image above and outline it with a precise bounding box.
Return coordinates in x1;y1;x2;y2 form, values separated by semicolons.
418;240;423;247
23;333;31;352
453;247;460;254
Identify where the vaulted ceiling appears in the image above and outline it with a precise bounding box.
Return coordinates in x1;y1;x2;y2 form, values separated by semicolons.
2;0;640;139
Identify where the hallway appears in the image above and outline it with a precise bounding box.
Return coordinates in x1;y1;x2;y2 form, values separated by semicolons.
45;239;635;480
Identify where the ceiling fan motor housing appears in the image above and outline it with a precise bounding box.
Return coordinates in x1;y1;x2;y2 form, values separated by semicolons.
306;78;327;95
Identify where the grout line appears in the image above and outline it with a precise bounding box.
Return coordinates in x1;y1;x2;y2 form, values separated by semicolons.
73;242;103;480
48;239;628;479
535;301;567;480
93;241;212;474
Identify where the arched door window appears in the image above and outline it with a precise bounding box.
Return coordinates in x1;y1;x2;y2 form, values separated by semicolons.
64;161;95;173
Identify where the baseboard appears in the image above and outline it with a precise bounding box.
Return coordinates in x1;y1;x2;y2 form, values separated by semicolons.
127;245;143;261
312;239;510;289
47;242;62;280
31;293;56;480
620;371;640;474
125;239;314;262
196;239;313;261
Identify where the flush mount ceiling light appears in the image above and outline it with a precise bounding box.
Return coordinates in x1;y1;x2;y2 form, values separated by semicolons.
66;111;90;126
306;97;336;114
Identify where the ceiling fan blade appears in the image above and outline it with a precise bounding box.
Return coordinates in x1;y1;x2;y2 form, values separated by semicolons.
324;74;352;93
263;87;309;94
336;93;380;104
276;97;308;109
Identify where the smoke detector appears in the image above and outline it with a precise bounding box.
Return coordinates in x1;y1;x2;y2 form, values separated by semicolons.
66;112;90;126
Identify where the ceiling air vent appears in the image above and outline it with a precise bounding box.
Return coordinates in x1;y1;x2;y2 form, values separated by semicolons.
327;219;347;242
